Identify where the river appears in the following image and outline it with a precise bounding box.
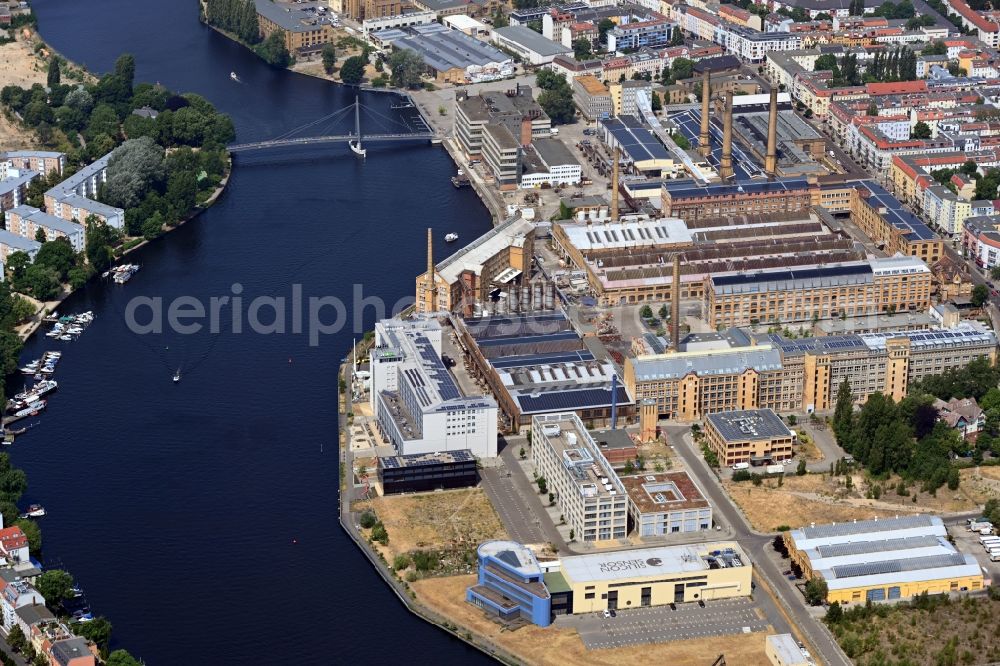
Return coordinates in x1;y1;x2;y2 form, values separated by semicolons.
19;0;494;662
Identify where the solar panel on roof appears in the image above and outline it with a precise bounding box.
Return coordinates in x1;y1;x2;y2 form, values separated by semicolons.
516;386;631;413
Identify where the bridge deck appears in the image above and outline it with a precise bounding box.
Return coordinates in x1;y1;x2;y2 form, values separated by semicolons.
228;132;433;153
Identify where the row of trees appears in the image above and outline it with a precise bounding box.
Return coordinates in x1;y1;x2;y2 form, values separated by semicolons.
866;46;918;83
871;0;916;18
815;53;862;87
204;0;260;44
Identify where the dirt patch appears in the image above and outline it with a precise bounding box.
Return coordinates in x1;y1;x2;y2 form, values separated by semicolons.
368;488;507;557
413;575;773;666
0;36;46;148
960;467;1000;506
723;474;896;531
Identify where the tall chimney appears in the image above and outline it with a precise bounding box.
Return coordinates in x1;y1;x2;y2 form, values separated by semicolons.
671;255;681;350
611;147;620;222
765;87;779;177
426;227;437;312
720;91;734;180
699;71;711;158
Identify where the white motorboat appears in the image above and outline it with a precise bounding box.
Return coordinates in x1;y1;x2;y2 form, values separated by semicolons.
173;369;181;383
230;71;240;83
445;233;459;243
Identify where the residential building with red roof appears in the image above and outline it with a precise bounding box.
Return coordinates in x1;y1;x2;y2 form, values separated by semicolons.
0;526;29;564
945;0;1000;47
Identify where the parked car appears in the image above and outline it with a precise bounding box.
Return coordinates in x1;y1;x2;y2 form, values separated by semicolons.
602;609;612;618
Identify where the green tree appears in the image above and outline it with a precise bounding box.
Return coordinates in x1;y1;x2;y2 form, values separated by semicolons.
14;519;40;555
651;91;662;111
34;227;46;243
623;459;635;474
640;304;653;318
833;378;855;450
85;217;117;275
814;54;839;72
491;9;508;28
573;38;592;60
670;25;684;46
46;58;60;88
597;18;615;45
359;511;377;529
72;617;112;656
5;625;25;652
371;522;389;544
20;264;60;301
825;601;843;623
255;31;291;67
36;569;75;604
804;577;828;605
911;121;932;139
673;133;690;150
103;135;166;208
321;44;337;75
388;49;425;89
971;283;989;308
796;459;807;476
115;53;136;91
105;650;142;666
340;56;366;85
34;239;76;281
537;475;547;494
393;554;411;570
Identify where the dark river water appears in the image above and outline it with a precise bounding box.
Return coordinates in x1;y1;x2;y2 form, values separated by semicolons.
19;1;493;662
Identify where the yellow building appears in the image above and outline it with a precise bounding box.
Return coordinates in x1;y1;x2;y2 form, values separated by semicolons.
255;0;335;52
783;515;984;605
550;542;752;613
624;322;998;420
706;256;933;328
703;409;794;467
849;181;945;265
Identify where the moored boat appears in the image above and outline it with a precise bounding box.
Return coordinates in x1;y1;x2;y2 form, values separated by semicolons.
445;233;459;242
20;504;45;518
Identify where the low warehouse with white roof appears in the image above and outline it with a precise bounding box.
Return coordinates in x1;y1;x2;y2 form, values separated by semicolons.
784;515;985;604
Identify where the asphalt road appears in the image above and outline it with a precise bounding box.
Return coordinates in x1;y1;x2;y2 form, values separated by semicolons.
664;425;853;666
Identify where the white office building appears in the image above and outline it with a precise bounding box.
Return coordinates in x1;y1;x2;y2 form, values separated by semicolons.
371;314;498;458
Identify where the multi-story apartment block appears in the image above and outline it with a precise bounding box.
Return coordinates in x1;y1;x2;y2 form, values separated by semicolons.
624;322;998;420
42;152;125;231
531;413;628;543
707;256;933;328
608;15;673;51
0;151;64;179
6;205;85;252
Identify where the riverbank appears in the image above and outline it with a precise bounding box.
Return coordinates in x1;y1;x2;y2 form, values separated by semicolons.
10;155;232;344
336;350;523;666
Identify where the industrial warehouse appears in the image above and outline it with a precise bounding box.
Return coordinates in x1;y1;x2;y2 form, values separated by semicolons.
456;312;634;432
467;539;753;624
784;515;985;604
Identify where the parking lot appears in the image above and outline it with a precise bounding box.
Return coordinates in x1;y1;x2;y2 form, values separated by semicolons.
560;597;769;649
948;521;1000;580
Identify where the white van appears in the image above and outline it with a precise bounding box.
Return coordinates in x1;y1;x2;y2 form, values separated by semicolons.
991;552;1000;562
731;462;750;471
